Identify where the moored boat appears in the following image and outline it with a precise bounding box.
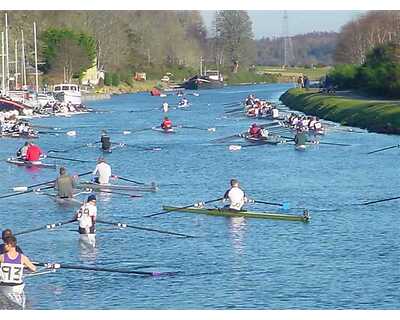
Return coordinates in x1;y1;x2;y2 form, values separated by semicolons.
162;206;310;222
6;157;57;169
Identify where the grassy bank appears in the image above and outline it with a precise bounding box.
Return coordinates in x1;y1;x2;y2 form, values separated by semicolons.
280;88;400;134
258;66;331;81
93;80;160;95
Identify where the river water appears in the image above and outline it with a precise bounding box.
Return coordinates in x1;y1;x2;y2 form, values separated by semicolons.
0;83;399;309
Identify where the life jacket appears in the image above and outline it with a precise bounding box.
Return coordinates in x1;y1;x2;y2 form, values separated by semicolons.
249;126;261;137
25;145;42;161
161;119;172;129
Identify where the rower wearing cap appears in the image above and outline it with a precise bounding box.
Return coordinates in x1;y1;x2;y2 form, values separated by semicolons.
75;194;97;236
100;130;112;152
92;157;112;184
54;167;77;199
222;179;249;211
0;235;36;288
0;229;23;254
248;123;262;138
161;117;172;130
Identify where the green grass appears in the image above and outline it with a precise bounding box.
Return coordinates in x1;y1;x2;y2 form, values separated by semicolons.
280;88;400;134
258;66;331;81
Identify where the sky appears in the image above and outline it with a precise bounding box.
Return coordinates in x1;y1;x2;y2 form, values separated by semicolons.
201;10;365;39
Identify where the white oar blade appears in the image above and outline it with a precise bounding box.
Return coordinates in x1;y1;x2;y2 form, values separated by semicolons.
123;131;131;135
208;128;216;132
67;130;77;136
12;187;28;192
229;145;242;151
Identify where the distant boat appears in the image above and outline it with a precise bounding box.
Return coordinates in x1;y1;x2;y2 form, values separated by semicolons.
53;84;82;105
180;70;224;90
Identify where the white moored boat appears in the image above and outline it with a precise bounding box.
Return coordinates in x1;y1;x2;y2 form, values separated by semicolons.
53;84;82;105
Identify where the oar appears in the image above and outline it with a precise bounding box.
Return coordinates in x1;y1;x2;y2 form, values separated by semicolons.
33;262;175;277
178;125;216;132
225;107;244;114
47;142;99;153
367;144;399;155
0;185;54;200
46;155;95;163
210;134;241;143
94;190;142;198
96;220;196;238
112;175;147;185
14;218;77;236
309;141;351;147
360;195;400;206
144;197;223;218
121;143;162;151
12;171;92;192
252;199;290;210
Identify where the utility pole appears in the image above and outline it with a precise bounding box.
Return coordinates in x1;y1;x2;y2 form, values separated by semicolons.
282;10;289;69
1;32;5;95
33;22;39;93
5;13;10;91
14;40;18;89
21;29;26;87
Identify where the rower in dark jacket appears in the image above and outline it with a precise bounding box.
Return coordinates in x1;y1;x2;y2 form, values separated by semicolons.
100;130;112;152
0;229;23;254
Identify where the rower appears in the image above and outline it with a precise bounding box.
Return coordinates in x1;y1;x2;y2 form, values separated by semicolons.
92;157;112;184
248;123;262;138
222;179;249;211
161;116;172;130
25;142;43;161
75;194;97;237
100;130;112;152
271;106;279;119
16;141;29;160
0;236;36;287
0;229;23;254
294;128;307;147
54;167;77;199
162;101;169;113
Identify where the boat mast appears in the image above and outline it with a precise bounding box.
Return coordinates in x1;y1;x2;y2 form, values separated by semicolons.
1;32;5;95
33;22;39;93
5;13;10;92
21;29;26;87
200;56;203;76
14;40;18;89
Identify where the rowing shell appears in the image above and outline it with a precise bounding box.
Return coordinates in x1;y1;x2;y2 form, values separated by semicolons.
240;133;281;145
36;191;83;206
78;181;158;192
295;144;307;151
162;206;310;222
6;157;57;169
152;127;175;134
79;233;96;248
0;283;26;309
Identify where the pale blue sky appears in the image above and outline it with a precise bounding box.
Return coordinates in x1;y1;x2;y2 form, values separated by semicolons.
201;10;365;39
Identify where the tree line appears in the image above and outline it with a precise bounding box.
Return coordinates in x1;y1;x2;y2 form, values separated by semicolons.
0;10;257;84
329;11;400;98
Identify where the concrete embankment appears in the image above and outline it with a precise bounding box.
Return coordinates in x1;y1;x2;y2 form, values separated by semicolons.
280;88;400;134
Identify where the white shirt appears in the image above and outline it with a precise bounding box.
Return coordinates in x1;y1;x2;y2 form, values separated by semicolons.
93;162;112;184
227;187;247;210
76;203;97;229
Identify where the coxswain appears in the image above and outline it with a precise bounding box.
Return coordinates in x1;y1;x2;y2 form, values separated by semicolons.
75;194;97;236
100;130;112;152
16;141;29;160
54;167;77;199
162;101;169;113
161;116;172;130
294;128;307;148
222;179;249;211
248;123;262;138
92;157;112;184
0;236;37;287
0;229;23;254
25;142;43;161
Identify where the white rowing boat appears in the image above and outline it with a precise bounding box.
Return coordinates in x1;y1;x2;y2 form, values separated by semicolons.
36;191;83;206
0;283;26;309
295;144;307;151
79;233;96;247
6;157;57;169
78;181;158;192
151;127;175;134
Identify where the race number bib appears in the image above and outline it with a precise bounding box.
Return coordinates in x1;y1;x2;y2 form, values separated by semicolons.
0;263;24;284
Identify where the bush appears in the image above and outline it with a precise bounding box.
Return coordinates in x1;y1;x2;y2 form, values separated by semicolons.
104;72;113;86
328;64;358;89
111;73;120;86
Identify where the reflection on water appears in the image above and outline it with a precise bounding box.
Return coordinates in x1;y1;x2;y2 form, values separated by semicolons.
228;217;247;255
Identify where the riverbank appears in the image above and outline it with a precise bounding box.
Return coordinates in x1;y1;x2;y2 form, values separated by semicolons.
279;88;400;134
